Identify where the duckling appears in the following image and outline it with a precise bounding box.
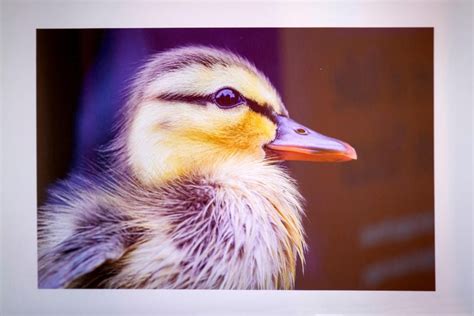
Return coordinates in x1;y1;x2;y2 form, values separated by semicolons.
38;46;356;289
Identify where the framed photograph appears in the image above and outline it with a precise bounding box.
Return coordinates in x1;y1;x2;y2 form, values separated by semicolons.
1;0;472;314
36;27;434;291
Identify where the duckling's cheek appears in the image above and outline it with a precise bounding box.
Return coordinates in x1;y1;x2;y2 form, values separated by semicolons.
223;110;277;152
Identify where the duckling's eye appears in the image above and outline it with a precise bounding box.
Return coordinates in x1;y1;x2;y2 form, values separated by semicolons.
214;88;244;109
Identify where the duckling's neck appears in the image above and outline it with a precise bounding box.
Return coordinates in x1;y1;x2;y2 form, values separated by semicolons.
156;158;306;289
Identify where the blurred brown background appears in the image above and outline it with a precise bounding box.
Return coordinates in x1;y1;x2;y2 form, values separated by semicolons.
282;29;434;290
38;28;434;290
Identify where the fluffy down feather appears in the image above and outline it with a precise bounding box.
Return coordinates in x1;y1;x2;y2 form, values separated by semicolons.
38;158;305;289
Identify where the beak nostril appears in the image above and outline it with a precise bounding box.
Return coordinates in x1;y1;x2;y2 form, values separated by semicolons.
294;128;308;135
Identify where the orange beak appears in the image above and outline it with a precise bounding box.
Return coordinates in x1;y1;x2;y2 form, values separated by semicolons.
265;115;357;162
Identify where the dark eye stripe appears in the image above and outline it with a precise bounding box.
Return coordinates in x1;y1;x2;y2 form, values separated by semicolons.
156;93;279;124
245;99;278;124
157;93;212;106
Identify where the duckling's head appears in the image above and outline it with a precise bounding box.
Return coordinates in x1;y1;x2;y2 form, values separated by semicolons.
117;46;356;186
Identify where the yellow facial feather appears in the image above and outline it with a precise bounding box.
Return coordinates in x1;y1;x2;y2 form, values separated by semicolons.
145;64;284;114
128;54;287;185
128;100;277;185
180;109;275;151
